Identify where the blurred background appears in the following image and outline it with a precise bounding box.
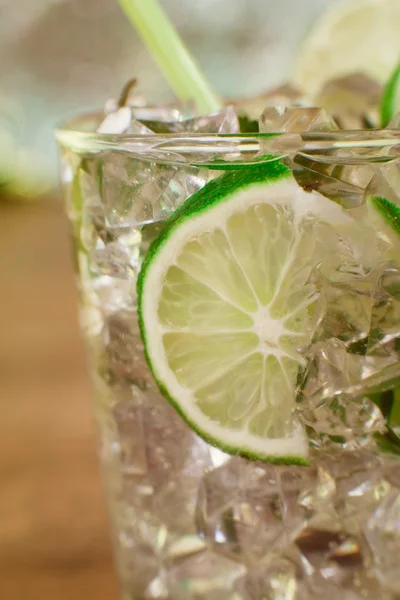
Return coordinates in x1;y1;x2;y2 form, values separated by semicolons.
0;0;340;198
0;1;398;599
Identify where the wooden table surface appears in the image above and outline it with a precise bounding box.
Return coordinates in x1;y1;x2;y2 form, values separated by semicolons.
0;196;119;600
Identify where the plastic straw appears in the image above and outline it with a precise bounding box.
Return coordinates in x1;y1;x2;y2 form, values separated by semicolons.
381;63;400;127
118;0;222;114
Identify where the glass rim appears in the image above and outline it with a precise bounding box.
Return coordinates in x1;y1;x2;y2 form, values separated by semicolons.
55;110;400;167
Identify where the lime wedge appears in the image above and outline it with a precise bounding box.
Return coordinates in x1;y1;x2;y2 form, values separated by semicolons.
293;0;400;95
138;163;352;464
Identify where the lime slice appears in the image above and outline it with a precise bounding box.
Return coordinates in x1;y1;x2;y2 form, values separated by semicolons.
293;0;400;95
138;163;352;464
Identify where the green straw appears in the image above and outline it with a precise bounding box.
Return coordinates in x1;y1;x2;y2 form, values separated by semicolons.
380;62;400;128
118;0;222;114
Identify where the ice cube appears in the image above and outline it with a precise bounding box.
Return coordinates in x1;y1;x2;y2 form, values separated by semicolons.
369;272;400;355
134;387;212;492
298;338;361;406
130;103;196;134
290;154;374;209
75;253;103;337
335;465;390;534
144;574;169;600
97;106;134;134
103;310;153;386
101;153;177;228
300;262;400;404
111;229;142;276
235;559;298;600
297;311;387;447
81;204;107;254
298;393;385;450
364;160;400;208
133;103;192;123
98;81;171;134
298;463;337;514
316;73;382;130
310;450;390;533
317;449;382;481
381;265;400;301
101;152;211;229
291;451;396;599
78;163;102;206
303;574;369;600
97;79;195;135
233;84;307;120
259;106;337;134
153;480;201;537
134;119;186;134
90;241;138;279
355;266;400;392
158;166;210;216
208;446;231;468
196;459;305;562
384;461;400;487
111;385;213;554
126;119;157;135
167;549;244;600
299;450;386;531
118;539;163;599
98;97;159;134
364;488;400;592
311;268;378;347
295;527;363;573
165;536;207;562
150;430;212;536
113;398;149;477
181;106;240;134
339;397;386;438
298;370;386;448
77;159;112;251
91;275;133;313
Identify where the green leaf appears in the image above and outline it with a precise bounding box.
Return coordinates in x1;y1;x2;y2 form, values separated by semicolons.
373;389;395;419
368;195;400;237
375;426;400;456
238;114;259;133
380;62;400;127
389;387;400;427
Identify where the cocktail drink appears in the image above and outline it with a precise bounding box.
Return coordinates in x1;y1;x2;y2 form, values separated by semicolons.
56;1;400;599
57;102;400;600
